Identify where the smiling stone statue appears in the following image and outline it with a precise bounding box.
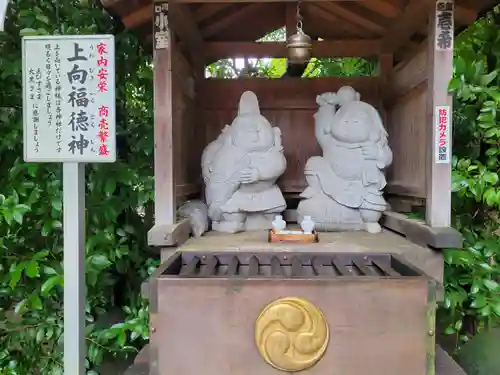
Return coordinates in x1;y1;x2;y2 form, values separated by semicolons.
297;86;393;233
202;91;287;233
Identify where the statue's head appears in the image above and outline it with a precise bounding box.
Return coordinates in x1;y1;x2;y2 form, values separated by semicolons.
331;101;388;144
228;91;275;152
336;86;360;107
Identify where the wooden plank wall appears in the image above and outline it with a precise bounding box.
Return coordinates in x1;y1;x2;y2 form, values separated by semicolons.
199;77;381;194
172;50;204;202
386;43;428;199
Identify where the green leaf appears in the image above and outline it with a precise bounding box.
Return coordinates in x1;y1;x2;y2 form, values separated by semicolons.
52;197;62;211
35;14;50;24
486;147;499;156
41;220;52;236
89;254;112;269
105;180;117;195
483;279;499;291
29;294;43;310
25;260;39;278
41;275;62;296
483;171;499;185
130;330;140;341
3;211;13;226
10;263;24;289
14;299;28;315
484;128;497;138
471;295;487;309
117;331;127;347
12;210;23;224
480;70;498;86
493;303;500;317
483;188;497;205
19;28;39;36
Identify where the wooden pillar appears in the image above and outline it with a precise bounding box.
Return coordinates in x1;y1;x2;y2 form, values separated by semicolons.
378;53;393;123
153;2;176;225
425;0;453;227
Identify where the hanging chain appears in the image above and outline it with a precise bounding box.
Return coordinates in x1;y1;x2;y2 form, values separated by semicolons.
296;0;303;32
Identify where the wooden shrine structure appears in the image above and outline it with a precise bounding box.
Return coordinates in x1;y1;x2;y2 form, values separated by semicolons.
101;0;497;251
98;1;498;374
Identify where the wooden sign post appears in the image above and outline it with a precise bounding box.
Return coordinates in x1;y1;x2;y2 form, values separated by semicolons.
22;35;116;375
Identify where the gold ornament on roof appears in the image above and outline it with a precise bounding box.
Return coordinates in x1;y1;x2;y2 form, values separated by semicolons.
254;297;329;372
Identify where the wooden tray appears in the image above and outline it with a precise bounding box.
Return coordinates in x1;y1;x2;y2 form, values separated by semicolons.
268;229;319;243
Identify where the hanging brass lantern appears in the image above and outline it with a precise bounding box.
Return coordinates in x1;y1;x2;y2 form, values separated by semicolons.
286;1;312;64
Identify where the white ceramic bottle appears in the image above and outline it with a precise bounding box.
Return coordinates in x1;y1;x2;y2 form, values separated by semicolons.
300;215;315;234
272;215;287;233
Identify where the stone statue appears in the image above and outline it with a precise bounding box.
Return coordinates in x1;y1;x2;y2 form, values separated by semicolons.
297;86;392;233
202;124;230;207
202;91;287;233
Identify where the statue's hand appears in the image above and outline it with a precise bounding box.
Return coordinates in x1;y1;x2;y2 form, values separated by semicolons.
361;144;378;160
240;168;259;184
202;165;212;184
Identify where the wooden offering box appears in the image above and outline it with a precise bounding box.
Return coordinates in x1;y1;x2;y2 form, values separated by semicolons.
149;251;436;375
268;229;319;243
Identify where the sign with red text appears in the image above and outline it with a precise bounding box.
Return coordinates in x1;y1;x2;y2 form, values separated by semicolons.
435;0;454;51
435;105;451;164
22;35;116;163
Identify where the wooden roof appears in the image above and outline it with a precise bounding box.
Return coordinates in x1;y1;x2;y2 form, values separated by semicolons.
101;0;498;60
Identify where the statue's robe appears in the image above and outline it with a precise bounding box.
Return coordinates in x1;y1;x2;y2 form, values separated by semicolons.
206;145;286;219
306;141;388;212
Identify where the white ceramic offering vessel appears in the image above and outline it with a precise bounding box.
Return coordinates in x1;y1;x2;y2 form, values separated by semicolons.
300;215;315;234
272;215;287;232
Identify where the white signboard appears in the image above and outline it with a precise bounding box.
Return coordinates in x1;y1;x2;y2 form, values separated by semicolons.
435;0;454;51
435;105;451;164
0;0;8;32
22;35;116;162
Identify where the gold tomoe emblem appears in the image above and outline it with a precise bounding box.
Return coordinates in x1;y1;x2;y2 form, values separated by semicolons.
254;297;329;372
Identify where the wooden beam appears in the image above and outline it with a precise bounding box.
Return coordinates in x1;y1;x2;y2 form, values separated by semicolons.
201;3;266;38
379;52;393;112
203;40;381;59
153;0;362;2
114;0;476;33
382;211;462;249
381;0;434;53
199;77;381;110
315;2;386;35
425;0;453;227
306;3;368;38
194;3;232;22
358;0;401;18
147;219;192;247
122;5;151;28
168;4;206;72
153;5;176;225
455;5;477;25
168;3;204;57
